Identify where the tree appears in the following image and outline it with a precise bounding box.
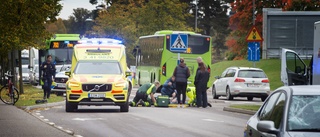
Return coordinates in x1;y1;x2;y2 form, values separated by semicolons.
0;0;62;93
93;0;192;65
195;0;231;62
45;18;67;34
63;8;92;36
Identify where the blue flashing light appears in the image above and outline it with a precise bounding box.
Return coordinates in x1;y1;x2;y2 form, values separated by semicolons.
79;38;124;45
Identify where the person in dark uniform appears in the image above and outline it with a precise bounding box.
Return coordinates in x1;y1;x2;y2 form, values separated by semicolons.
40;55;56;100
131;81;160;107
194;62;210;108
173;58;190;106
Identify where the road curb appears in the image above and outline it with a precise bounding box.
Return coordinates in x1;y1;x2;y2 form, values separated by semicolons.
223;107;256;115
22;101;65;111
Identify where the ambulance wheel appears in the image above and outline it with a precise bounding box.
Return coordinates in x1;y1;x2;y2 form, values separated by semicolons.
120;102;129;112
65;101;78;112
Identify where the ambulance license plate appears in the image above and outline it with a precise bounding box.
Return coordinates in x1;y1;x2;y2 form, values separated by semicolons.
89;93;105;98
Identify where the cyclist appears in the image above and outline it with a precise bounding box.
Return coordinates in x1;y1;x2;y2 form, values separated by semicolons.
40;55;56;100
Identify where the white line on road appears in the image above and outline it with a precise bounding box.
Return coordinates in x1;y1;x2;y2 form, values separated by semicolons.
72;118;104;121
202;119;224;123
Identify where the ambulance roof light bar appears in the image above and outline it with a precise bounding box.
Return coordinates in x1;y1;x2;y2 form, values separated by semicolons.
78;38;123;45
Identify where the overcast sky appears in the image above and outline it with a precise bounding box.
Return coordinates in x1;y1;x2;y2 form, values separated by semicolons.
58;0;97;20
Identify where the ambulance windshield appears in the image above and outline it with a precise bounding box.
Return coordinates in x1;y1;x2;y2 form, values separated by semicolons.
74;61;122;75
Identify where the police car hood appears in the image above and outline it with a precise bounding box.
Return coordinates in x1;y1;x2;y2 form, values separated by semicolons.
71;74;126;83
55;71;69;78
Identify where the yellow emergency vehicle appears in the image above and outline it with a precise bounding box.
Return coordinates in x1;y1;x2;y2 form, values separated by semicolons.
65;39;132;112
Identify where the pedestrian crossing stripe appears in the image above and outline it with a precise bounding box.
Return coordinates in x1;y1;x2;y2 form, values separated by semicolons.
170;34;188;52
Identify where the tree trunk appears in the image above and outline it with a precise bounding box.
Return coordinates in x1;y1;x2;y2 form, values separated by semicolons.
18;50;24;94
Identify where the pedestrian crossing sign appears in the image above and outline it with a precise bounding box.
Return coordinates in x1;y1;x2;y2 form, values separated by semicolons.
170;34;188;52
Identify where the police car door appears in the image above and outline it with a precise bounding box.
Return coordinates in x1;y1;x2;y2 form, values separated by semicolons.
281;48;308;86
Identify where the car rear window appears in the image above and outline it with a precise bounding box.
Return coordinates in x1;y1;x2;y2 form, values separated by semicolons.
238;70;267;78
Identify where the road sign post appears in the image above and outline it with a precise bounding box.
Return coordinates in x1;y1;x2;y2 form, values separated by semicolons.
170;34;188;65
246;26;263;67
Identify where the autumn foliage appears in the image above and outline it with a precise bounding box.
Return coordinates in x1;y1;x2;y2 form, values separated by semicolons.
226;0;320;60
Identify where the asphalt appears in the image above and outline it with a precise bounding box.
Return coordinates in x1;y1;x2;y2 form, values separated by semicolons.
0;85;259;137
0;101;72;137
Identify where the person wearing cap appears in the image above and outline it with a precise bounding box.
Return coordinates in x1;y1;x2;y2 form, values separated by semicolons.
130;81;161;107
173;58;190;107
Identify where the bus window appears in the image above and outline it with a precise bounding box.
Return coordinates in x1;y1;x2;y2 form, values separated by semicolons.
166;35;210;54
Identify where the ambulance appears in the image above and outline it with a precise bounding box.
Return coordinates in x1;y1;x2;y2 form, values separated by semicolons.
65;38;132;112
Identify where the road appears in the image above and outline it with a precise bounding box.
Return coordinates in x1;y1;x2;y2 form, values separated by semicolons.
0;102;71;137
32;87;263;137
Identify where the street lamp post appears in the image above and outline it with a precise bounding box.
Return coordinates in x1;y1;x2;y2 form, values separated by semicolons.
195;0;198;32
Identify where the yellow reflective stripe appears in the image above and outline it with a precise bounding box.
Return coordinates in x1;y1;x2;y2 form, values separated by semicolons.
146;84;155;95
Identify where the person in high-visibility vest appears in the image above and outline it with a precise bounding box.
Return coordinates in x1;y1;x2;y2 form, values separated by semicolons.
131;81;160;107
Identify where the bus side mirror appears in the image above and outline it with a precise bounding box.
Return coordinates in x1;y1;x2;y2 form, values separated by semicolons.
65;71;71;77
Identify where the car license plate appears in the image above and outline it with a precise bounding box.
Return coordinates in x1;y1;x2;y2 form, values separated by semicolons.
57;83;66;88
89;93;105;98
247;83;260;87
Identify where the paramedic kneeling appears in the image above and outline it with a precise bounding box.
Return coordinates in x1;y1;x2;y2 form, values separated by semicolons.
131;81;161;107
161;76;177;99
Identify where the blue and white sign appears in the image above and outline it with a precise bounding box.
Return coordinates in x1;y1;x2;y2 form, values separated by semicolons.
170;34;188;52
248;42;260;61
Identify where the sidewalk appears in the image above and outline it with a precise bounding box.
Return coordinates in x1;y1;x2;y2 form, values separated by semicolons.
0;102;71;137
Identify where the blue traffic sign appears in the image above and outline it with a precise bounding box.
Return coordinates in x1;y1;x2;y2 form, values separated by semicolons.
170;34;188;52
248;42;260;61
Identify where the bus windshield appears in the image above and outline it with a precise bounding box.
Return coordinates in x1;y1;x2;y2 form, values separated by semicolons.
47;49;73;65
166;35;210;54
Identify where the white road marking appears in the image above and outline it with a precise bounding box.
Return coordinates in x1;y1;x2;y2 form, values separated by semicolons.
35;113;41;115
48;122;55;126
74;135;83;137
72;118;104;121
202;119;224;123
39;116;44;118
64;130;74;135
43;119;49;122
35;111;41;113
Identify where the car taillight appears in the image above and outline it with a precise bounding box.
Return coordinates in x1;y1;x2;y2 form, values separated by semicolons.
262;79;269;83
162;63;166;76
234;78;245;82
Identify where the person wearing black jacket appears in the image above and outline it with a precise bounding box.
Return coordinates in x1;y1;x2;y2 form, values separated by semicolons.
40;55;56;100
173;58;190;106
194;62;210;108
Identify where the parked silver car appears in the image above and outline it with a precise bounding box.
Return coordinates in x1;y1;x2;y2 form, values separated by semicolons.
28;65;39;85
244;85;320;137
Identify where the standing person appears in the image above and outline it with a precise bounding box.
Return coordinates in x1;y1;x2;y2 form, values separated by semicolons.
194;62;210;108
40;55;56;100
131;81;160;107
173;58;190;106
161;76;177;100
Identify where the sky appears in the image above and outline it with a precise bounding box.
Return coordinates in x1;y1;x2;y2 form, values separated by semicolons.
58;0;97;20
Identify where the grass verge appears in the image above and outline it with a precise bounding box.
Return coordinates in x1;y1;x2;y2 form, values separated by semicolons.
14;85;65;107
229;104;261;111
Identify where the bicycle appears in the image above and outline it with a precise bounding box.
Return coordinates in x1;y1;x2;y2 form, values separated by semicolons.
0;73;19;105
